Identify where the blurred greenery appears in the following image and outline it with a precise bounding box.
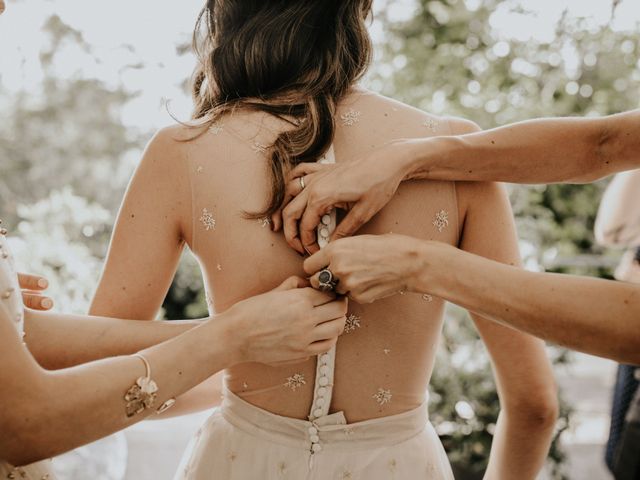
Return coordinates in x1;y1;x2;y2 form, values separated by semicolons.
2;1;639;478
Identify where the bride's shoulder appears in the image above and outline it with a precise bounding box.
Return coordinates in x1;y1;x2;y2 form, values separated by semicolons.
149;122;209;151
135;122;210;172
348;89;476;136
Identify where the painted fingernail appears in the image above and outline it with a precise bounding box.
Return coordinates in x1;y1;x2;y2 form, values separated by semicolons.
41;298;53;309
37;278;48;289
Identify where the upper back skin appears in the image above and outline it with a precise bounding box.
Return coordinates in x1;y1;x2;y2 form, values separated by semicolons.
181;89;466;422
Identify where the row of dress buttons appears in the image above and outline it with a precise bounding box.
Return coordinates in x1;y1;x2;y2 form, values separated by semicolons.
319;214;332;240
309;352;332;453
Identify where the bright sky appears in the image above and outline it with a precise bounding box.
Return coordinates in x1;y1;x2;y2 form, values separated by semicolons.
0;0;638;130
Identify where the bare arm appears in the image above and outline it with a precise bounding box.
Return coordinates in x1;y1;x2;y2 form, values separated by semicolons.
0;307;237;466
594;169;640;246
281;109;640;245
24;309;197;370
90;127;191;320
457;180;557;480
88;127;213;414
1;279;347;466
405;109;640;184
26;307;223;420
415;243;640;364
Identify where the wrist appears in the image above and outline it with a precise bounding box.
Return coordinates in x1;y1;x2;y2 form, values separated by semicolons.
208;310;247;366
409;240;456;296
401;137;443;181
398;139;427;181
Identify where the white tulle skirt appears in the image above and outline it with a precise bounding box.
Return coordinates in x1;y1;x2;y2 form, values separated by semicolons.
175;390;453;480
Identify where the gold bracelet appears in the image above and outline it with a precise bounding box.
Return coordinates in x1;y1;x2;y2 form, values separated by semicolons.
124;353;159;418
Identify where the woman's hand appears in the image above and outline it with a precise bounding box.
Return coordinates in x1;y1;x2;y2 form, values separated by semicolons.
303;234;435;304
227;276;348;365
274;140;416;254
18;273;53;310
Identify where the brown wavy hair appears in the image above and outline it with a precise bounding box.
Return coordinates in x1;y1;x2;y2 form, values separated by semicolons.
191;0;373;218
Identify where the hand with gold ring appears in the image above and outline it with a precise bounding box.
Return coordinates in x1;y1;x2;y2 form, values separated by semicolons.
269;162;338;252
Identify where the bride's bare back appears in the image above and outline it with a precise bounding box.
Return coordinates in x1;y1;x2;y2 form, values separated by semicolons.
91;90;556;424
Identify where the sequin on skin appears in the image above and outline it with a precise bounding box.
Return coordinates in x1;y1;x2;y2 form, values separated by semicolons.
344;314;361;333
373;388;393;406
432;210;449;232
340;109;362;126
422;294;434;302
196;165;204;173
199;208;216;231
284;373;306;391
383;348;391;355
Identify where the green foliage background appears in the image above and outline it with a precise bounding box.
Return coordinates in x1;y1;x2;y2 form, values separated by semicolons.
2;1;639;478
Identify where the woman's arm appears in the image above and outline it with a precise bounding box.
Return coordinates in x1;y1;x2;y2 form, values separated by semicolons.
1;310;234;467
456;180;557;480
1;278;347;466
405;109;640;184
24;309;197;370
90;126;191;320
414;243;640;365
594;170;640;247
280;109;640;246
306;234;640;365
28;307;224;418
89;127;211;413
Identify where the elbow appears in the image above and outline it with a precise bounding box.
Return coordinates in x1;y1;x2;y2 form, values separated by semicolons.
2;451;49;470
0;422;53;467
504;388;559;431
0;377;63;465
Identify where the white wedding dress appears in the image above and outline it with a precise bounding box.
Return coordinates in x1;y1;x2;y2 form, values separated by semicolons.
0;226;57;480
